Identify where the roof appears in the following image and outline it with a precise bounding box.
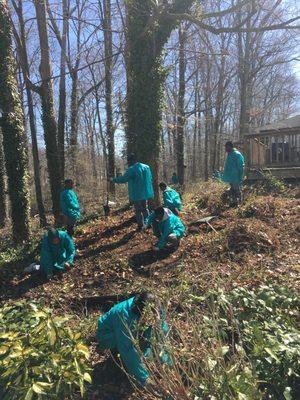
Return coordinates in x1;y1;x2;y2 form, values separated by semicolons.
255;115;300;134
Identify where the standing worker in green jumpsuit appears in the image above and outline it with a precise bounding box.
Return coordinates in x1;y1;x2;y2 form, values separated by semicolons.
60;179;81;236
222;141;245;207
111;154;154;230
97;292;169;389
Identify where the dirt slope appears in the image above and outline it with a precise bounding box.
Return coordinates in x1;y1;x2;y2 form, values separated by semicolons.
0;183;299;399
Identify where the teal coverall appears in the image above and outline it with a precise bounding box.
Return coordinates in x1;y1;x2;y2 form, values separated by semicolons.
113;162;154;227
40;230;76;278
97;297;169;386
162;187;182;214
113;162;154;202
171;173;179;185
60;189;81;220
146;209;186;249
222;149;245;185
222;149;245;204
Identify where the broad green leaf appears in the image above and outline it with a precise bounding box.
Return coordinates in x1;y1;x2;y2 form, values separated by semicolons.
24;388;34;400
83;372;92;384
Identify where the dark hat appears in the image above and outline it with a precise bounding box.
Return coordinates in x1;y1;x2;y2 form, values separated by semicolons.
47;227;59;241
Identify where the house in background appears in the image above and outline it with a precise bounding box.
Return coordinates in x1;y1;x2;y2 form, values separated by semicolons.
238;115;300;180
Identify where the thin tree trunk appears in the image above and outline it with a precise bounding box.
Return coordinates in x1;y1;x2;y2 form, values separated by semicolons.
57;0;68;181
33;0;61;223
0;0;30;242
69;69;79;173
0;131;6;228
176;26;186;186
103;0;115;196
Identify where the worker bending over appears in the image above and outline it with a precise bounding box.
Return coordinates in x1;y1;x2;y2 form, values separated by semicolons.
222;141;245;207
112;154;154;230
145;207;185;251
60;179;81;236
40;228;76;280
159;182;182;216
97;292;169;388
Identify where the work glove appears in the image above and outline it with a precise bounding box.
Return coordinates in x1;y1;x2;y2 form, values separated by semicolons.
65;262;71;271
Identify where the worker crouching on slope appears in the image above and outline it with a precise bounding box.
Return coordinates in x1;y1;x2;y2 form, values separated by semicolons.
40;227;76;280
222;141;245;207
145;207;185;251
111;154;154;230
97;292;170;390
60;179;81;236
159;182;182;216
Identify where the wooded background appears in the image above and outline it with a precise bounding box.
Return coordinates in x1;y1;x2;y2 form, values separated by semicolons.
0;0;299;242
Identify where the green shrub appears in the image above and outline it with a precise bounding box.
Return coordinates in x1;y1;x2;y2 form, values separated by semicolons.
0;302;91;400
195;285;300;399
148;284;300;399
256;172;285;194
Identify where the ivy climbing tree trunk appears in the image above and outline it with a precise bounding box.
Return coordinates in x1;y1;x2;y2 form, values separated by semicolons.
33;0;61;223
0;130;6;228
0;0;30;242
12;0;47;227
125;0;194;198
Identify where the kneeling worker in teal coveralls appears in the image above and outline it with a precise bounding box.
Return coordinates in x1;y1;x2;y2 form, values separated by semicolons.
40;228;76;279
97;293;169;389
159;182;182;216
145;207;185;251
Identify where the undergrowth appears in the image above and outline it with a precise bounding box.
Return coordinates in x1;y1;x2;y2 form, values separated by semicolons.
143;284;300;400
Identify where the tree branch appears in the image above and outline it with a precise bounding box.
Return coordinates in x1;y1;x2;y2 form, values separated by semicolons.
169;13;300;34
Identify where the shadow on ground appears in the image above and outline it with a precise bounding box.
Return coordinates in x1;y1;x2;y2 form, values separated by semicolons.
79;231;136;259
77;217;136;250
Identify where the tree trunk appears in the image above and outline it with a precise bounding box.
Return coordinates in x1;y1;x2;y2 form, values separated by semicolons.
12;0;47;227
176;26;186;186
103;0;115;196
0;131;6;228
125;0;194;200
0;0;30;242
33;0;61;223
25;86;47;227
57;0;68;181
212;52;226;172
69;69;79;174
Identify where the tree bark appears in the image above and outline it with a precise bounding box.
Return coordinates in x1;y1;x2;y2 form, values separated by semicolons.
57;0;68;181
33;0;61;223
12;0;47;227
125;0;194;199
176;25;186;186
103;0;115;196
0;0;31;242
0;130;6;228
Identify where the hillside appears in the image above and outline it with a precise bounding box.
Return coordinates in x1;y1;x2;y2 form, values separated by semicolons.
0;181;299;399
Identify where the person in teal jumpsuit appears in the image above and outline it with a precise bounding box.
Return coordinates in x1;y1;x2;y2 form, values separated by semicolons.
112;154;154;229
40;228;76;279
97;292;169;388
171;172;179;185
222;141;245;207
60;179;81;236
145;207;185;251
159;182;182;216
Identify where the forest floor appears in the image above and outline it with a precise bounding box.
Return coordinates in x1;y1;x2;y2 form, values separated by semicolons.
0;181;299;399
